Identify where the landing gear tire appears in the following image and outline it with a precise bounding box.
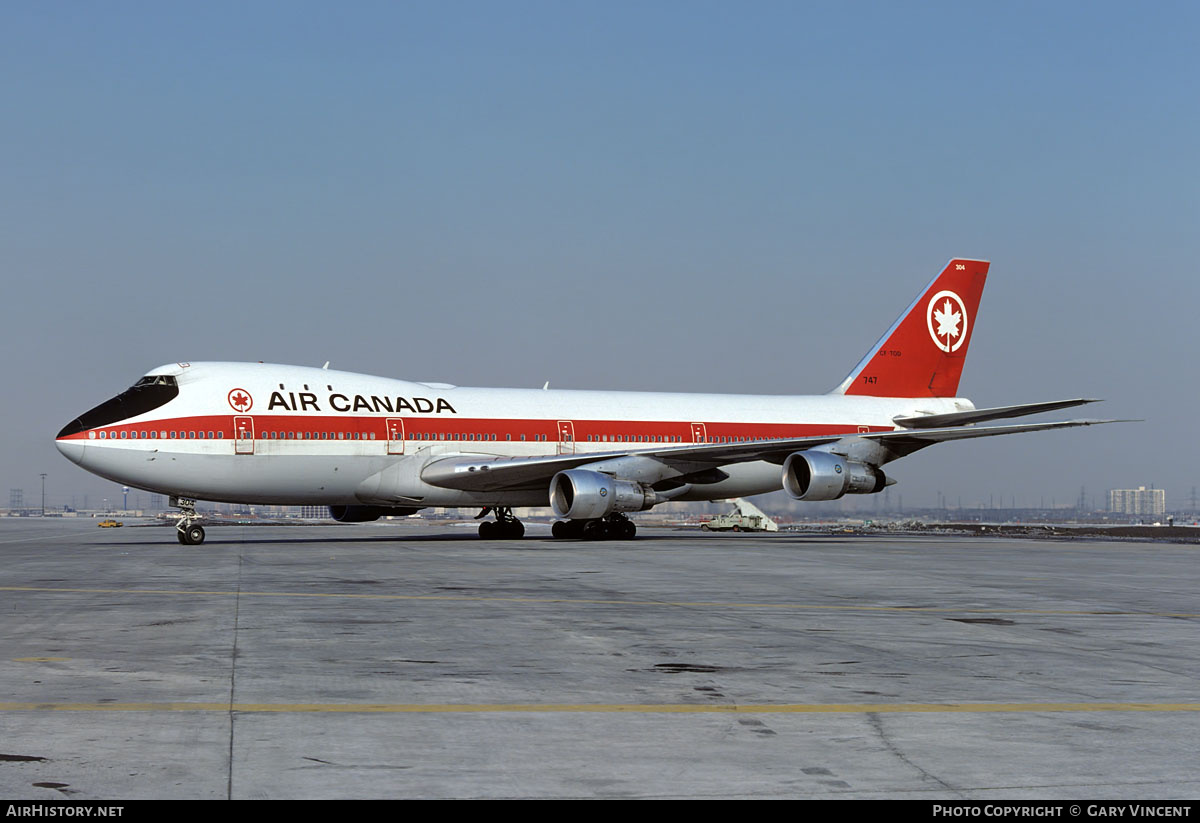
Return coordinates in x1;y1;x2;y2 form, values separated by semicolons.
477;507;525;540
555;514;636;541
552;520;586;539
179;524;206;546
607;512;636;540
582;519;609;540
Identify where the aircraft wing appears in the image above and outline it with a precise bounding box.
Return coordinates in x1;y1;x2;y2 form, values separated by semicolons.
420;417;1121;493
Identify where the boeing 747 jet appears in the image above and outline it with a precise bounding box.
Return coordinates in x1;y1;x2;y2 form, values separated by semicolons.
56;259;1111;544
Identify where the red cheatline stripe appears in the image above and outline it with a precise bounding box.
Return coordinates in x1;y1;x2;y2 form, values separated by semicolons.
59;414;883;443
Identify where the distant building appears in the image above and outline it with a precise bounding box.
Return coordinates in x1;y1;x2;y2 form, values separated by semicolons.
1109;486;1165;516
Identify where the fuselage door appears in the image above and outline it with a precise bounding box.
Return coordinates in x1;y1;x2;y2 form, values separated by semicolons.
557;420;575;455
234;416;255;455
691;422;708;443
386;418;406;455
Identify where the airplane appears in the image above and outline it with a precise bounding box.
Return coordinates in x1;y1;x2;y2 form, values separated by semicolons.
55;258;1115;545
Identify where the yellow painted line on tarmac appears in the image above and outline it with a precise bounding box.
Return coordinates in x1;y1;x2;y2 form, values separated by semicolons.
1;585;1198;619
0;702;1198;714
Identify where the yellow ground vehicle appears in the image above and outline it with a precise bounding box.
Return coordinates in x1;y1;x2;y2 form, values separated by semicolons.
97;519;123;528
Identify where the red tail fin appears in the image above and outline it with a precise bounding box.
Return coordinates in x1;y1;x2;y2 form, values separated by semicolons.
832;258;989;398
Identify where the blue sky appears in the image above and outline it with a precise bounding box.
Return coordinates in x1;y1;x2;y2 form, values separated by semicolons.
4;2;1197;511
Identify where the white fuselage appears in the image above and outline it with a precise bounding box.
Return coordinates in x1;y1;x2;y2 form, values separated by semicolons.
56;362;970;508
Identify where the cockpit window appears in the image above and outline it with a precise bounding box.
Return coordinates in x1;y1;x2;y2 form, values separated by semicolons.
133;375;178;388
57;374;181;437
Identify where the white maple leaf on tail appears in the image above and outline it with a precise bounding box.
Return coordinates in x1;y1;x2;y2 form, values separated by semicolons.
934;299;961;340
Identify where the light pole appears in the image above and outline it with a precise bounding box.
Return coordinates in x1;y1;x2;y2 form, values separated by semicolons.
40;473;46;517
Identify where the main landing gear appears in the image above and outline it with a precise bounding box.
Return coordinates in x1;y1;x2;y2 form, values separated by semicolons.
552;512;637;541
474;508;637;541
171;496;206;546
476;506;525;540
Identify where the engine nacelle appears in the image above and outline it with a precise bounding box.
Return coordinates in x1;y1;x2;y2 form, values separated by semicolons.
782;451;888;501
329;505;420;522
549;469;657;520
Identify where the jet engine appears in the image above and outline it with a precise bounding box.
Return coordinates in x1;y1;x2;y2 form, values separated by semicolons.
329;505;421;522
782;451;888;501
549;469;657;520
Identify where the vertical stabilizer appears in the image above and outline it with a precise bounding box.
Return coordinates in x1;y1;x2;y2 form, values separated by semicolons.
831;258;989;397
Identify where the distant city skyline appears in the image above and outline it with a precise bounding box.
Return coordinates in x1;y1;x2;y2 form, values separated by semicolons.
6;481;1196;518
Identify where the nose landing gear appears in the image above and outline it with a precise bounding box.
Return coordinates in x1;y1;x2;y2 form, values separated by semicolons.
171;496;206;545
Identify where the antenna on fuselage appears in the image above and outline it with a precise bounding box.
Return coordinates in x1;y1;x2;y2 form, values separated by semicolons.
322;362;330;369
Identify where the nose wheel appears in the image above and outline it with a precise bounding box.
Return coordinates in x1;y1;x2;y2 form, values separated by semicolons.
171;496;207;545
178;523;206;545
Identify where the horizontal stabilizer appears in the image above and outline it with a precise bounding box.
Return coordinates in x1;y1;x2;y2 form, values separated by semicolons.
893;398;1101;429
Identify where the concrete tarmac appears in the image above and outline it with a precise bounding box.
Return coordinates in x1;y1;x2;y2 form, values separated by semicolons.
1;517;1198;799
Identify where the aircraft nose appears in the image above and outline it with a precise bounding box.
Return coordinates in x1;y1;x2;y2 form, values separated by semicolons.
55;435;86;466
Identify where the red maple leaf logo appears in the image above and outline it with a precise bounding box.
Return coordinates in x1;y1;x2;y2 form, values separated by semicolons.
227;389;253;412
